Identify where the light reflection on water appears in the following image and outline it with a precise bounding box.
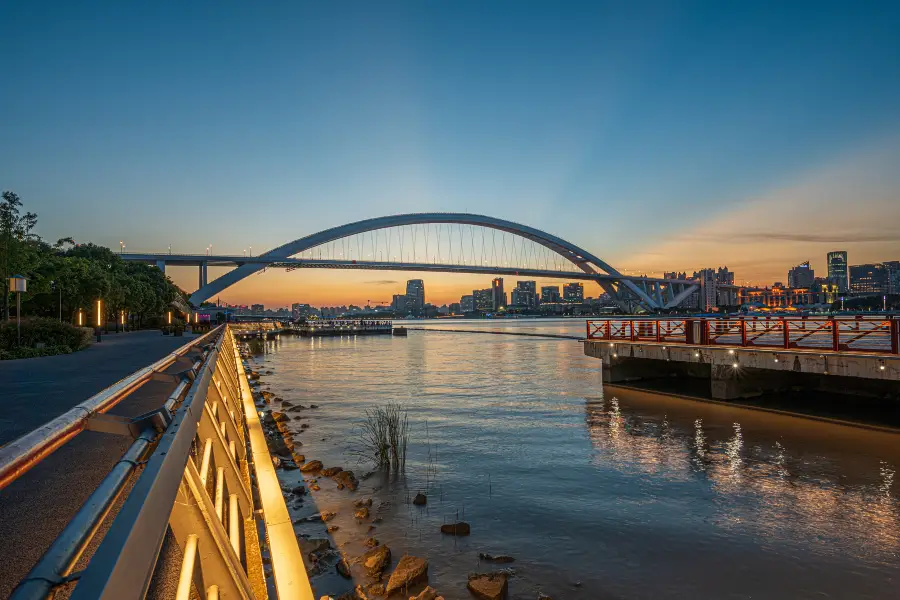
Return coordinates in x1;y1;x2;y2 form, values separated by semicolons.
255;319;898;599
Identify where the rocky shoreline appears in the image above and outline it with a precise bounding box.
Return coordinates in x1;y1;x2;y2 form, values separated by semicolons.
241;345;542;600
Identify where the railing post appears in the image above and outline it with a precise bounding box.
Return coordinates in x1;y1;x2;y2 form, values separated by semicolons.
891;317;899;355
685;319;694;344
586;320;590;339
831;317;840;352
656;319;661;343
783;318;790;349
630;320;637;342
740;318;747;347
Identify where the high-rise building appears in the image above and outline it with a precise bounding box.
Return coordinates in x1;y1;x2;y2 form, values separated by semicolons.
563;282;584;303
251;303;264;313
291;303;313;320
827;251;849;292
541;286;561;303
460;295;475;313
392;294;407;313
884;261;900;294
787;261;815;289
491;278;507;310
448;302;461;314
510;280;537;308
474;288;493;311
405;280;425;315
850;263;890;294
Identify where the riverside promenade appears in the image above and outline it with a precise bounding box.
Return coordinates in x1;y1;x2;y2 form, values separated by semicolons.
0;330;200;598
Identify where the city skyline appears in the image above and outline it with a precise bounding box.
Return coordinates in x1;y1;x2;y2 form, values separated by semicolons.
3;2;900;305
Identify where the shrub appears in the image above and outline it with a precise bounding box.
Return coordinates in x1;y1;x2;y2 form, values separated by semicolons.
0;344;74;360
0;318;93;352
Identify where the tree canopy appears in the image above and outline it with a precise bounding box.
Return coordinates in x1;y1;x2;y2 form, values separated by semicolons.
1;190;186;324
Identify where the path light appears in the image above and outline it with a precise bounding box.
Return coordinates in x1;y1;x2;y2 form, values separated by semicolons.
728;349;735;355
96;299;102;327
78;310;84;326
168;311;172;325
732;362;739;368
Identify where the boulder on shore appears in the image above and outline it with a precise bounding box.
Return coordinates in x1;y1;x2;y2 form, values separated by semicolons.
300;460;323;472
466;572;508;600
385;555;428;596
354;506;370;520
413;493;427;506
410;587;442;600
321;466;343;477
361;544;392;578
333;470;359;491
440;522;470;536
478;553;515;563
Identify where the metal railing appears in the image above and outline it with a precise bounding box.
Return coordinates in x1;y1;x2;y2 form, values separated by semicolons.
586;316;900;354
5;326;314;600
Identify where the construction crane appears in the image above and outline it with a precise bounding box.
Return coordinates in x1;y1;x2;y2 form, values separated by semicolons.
367;299;389;308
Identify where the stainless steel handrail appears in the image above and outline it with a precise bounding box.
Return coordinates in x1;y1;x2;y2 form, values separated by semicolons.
0;326;223;490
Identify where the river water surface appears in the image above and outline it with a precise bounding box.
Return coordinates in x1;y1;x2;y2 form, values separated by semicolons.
248;319;899;599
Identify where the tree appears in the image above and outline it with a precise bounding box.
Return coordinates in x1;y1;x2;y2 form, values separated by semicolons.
2;191;39;320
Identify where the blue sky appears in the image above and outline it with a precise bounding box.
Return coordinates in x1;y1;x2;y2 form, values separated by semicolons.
2;1;899;304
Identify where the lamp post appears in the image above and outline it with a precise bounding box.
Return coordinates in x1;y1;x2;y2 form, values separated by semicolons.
95;299;103;342
50;279;62;321
9;275;27;346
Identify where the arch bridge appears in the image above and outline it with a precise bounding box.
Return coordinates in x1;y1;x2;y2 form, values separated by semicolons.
122;213;698;312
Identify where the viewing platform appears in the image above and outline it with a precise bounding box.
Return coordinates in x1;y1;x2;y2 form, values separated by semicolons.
584;316;899;400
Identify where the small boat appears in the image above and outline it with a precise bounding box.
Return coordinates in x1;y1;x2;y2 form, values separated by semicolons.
392;327;408;336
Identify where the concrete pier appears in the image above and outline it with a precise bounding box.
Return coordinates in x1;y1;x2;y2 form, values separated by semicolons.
584;340;900;401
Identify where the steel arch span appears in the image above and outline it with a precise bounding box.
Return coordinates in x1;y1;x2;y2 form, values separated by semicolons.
186;213;695;311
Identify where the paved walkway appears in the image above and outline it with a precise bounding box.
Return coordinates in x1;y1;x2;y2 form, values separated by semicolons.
0;329;202;598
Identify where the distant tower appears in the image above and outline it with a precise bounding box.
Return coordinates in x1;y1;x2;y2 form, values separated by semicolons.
491;277;507;310
405;279;425;315
827;251;848;292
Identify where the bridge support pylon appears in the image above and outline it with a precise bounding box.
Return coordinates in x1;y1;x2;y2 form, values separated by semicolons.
199;261;208;289
155;259;166;274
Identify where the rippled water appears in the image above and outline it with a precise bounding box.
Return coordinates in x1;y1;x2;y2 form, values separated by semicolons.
248;319;899;599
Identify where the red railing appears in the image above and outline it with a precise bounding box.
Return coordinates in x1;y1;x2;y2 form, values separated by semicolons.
586;316;900;354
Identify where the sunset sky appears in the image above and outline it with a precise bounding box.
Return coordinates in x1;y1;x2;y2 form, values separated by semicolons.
2;1;899;307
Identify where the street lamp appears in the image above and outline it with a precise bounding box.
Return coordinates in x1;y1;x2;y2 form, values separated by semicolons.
50;279;61;321
8;275;26;345
119;241;125;254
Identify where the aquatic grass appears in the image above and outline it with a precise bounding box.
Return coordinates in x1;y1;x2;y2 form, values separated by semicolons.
353;403;409;471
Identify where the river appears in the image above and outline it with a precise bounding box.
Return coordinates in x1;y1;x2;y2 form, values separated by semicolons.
247;318;899;599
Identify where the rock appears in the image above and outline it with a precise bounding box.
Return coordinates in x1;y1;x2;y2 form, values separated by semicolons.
271;456;281;468
292;453;306;464
336;558;352;579
310;404;320;408
478;553;515;563
271;411;289;423
327;525;340;533
440;522;470;536
364;537;379;548
282;400;294;407
355;498;373;508
265;370;273;374
385;555;428;595
311;484;321;491
372;517;383;524
538;594;553;600
361;544;392;578
322;466;343;477
466;573;508;600
333;470;359;491
337;586;370;600
354;506;369;520
366;584;386;597
293;511;335;524
248;371;260;380
367;525;377;533
301;423;310;429
410;587;440;600
287;405;308;412
279;460;299;471
413;493;427;506
298;538;331;554
300;460;323;472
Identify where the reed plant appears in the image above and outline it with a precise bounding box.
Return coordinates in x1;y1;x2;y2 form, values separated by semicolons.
354;403;409;471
